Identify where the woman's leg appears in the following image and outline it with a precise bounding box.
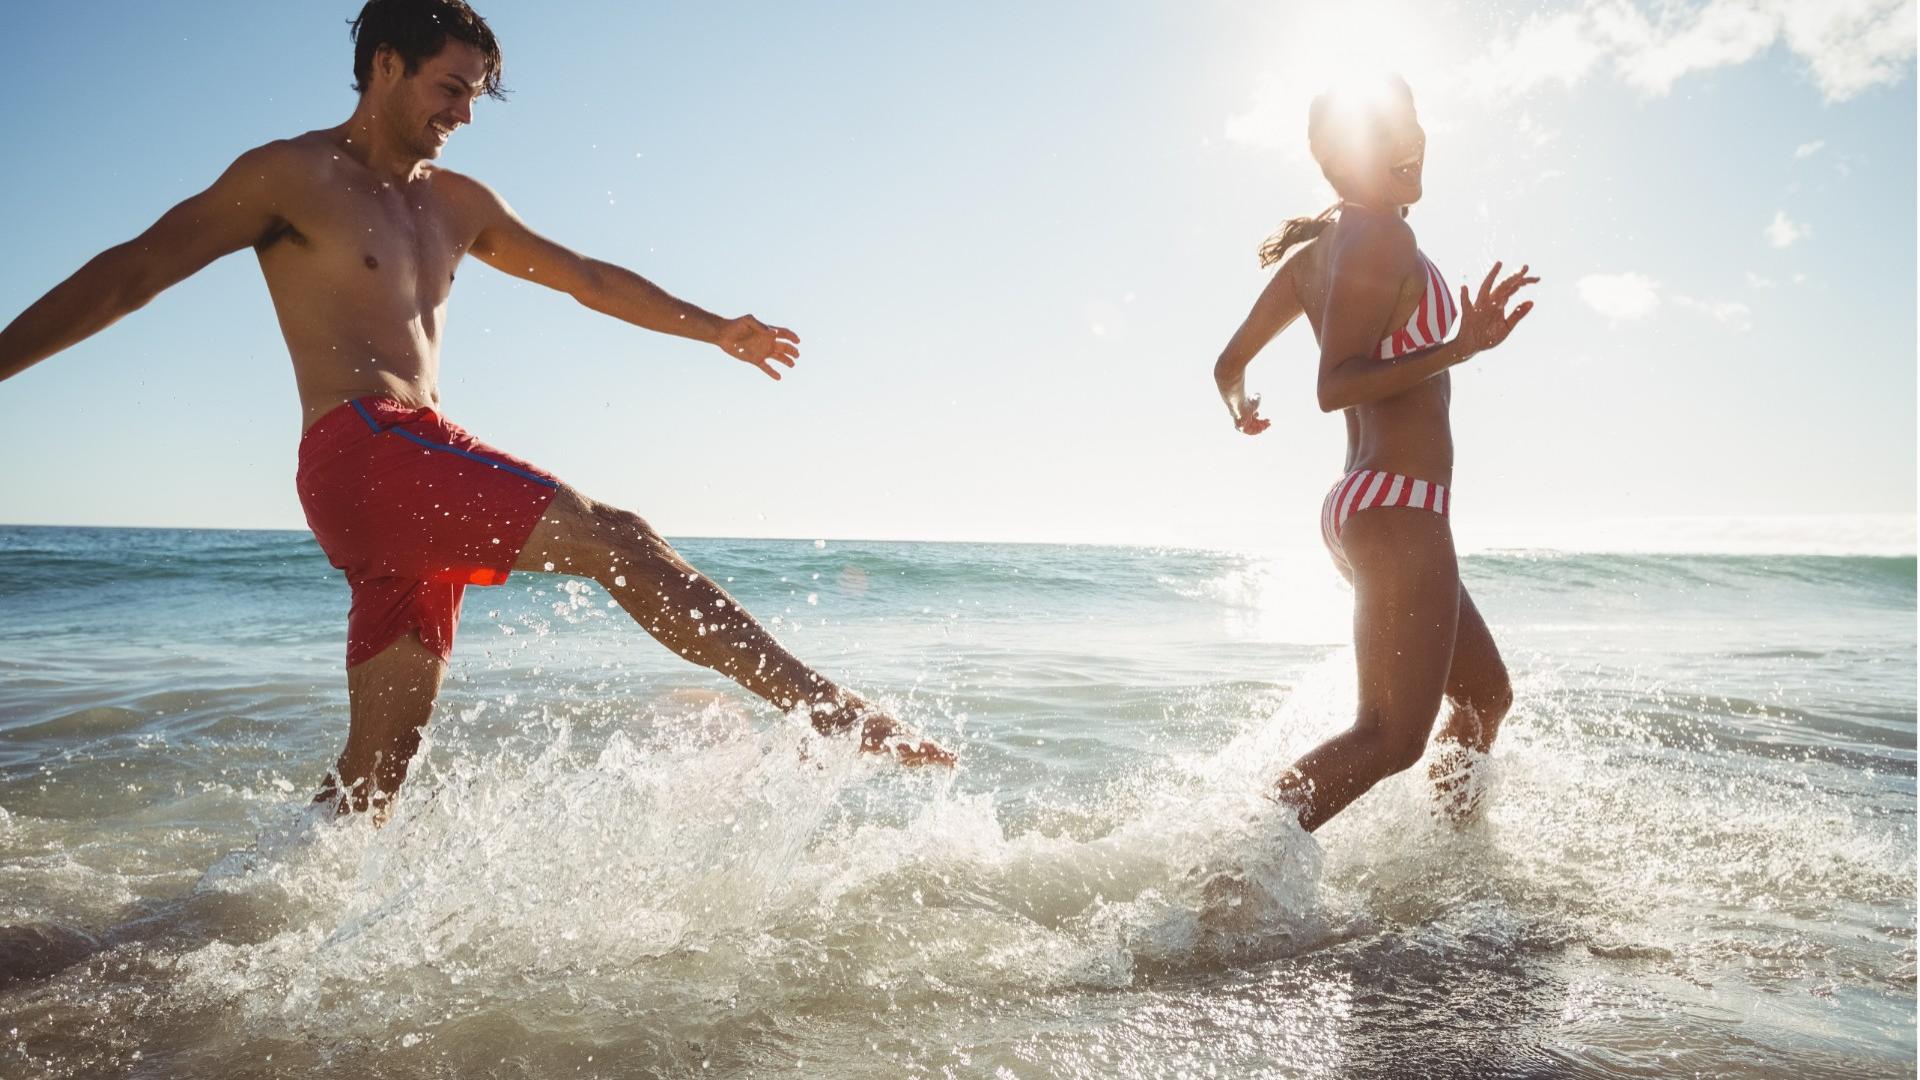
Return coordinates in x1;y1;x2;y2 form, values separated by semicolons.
1428;586;1512;820
1274;508;1460;831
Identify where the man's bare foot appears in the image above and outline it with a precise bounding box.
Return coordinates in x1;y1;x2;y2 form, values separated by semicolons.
858;713;956;767
312;775;402;826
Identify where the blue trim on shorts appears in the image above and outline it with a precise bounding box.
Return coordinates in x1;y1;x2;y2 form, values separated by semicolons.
349;398;558;489
350;398;384;432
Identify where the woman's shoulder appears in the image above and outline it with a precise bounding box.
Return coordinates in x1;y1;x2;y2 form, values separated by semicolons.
1332;209;1415;254
1326;211;1418;278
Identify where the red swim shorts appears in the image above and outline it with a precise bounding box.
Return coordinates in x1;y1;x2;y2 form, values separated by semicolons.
297;396;560;668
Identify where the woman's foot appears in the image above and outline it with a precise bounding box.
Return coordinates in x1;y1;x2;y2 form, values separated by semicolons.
1427;741;1490;825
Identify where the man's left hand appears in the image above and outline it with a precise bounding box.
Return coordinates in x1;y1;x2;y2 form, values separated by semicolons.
717;315;800;380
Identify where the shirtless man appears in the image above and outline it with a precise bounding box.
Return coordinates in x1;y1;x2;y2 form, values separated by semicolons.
0;0;952;817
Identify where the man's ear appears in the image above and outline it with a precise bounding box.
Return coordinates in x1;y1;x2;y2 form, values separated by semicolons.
375;43;402;83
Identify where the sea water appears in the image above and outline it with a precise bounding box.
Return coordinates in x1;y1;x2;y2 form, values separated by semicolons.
0;526;1912;1078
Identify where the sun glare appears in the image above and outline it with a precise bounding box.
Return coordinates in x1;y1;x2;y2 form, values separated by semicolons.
1240;0;1468;146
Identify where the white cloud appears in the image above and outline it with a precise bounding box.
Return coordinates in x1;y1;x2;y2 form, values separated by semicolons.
1793;138;1826;159
1465;0;1916;104
1514;110;1561;148
1577;274;1753;329
1764;209;1811;247
1777;0;1920;101
1744;270;1776;288
1603;0;1779;96
1577;272;1663;321
1462;10;1607;99
1224;71;1300;150
1673;294;1754;330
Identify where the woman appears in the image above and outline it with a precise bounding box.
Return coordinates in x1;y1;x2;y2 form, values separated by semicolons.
1212;76;1536;832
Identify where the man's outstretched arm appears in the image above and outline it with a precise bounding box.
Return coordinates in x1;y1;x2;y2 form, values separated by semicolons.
0;144;288;385
456;175;801;380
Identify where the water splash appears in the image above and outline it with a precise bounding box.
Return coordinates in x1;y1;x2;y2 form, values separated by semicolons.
162;694;1332;1045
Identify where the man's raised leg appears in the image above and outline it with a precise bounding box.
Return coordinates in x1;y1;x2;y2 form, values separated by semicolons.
514;485;951;764
315;630;447;819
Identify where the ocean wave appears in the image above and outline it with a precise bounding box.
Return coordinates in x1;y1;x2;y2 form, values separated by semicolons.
3;528;1910;616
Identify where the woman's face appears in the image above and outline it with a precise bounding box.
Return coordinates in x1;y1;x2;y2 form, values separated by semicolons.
1321;84;1426;208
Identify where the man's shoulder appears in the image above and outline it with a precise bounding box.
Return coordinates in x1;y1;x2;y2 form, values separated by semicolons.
241;130;333;167
217;131;341;194
425;166;497;202
424;167;511;224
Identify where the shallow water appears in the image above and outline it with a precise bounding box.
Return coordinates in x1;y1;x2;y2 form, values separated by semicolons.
0;527;1912;1078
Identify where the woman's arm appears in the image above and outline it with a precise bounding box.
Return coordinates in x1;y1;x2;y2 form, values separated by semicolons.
1316;221;1537;413
1214;260;1306;434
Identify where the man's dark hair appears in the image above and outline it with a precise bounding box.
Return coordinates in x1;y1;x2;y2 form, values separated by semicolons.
350;0;505;100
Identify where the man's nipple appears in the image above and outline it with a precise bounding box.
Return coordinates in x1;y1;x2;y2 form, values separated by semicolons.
363;255;379;270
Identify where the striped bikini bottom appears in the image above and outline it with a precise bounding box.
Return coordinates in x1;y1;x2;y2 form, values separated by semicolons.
1319;469;1451;578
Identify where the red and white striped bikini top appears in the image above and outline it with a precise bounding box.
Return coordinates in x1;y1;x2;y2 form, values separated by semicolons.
1375;251;1456;360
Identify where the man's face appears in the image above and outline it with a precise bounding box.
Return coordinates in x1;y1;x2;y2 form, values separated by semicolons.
378;40;489;160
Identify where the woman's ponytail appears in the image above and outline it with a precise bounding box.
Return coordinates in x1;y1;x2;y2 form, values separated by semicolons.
1258;200;1341;268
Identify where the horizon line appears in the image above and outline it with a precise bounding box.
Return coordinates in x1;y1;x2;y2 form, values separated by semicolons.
2;516;1914;559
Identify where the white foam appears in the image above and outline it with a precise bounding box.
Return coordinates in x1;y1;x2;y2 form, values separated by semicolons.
166;693;1337;1039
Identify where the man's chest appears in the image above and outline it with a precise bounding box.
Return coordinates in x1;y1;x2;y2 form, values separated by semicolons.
262;174;474;302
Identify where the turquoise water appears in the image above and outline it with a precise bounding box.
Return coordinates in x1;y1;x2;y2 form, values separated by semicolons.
0;526;1913;1078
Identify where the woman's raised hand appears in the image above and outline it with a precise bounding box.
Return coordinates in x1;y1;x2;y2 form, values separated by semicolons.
1455;262;1538;358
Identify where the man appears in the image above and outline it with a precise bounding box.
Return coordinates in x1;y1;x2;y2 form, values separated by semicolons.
0;0;952;817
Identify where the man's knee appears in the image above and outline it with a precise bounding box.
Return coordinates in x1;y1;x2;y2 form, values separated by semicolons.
568;499;688;590
589;501;656;547
540;488;659;564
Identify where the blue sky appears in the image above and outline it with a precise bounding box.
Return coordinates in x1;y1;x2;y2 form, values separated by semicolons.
0;1;1913;550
